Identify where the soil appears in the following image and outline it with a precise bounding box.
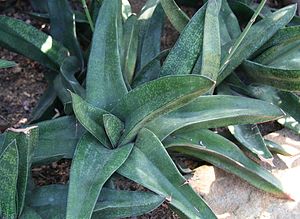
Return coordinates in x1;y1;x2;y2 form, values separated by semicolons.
0;1;285;218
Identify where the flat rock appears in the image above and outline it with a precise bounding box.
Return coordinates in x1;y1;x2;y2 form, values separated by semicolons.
189;129;300;219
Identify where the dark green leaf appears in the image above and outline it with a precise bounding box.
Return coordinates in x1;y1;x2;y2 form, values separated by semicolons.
0;140;18;219
160;0;189;32
217;4;296;84
118;129;217;218
66;132;133;219
164;129;290;198
228;124;273;162
103;114;124;148
4;127;38;216
112;75;214;145
265;139;292;156
146;95;284;140
86;0;127;109
70;92;111;148
47;0;84;68
0;16;69;71
20;207;42;219
160;4;206;76
33;116;83;165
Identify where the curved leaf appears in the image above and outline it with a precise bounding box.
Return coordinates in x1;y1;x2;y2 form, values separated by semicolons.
4;127;39;216
243;60;300;91
160;4;206;77
66;133;133;219
0;15;69;71
112;75;214;145
33;116;83;165
160;0;189;32
27;184;164;219
0;140;18;219
86;0;127;109
103;114;124;148
70;92;111;148
265;139;292;156
228;124;273;162
278;116;300;135
118;129;216;218
47;0;84;68
146;95;284;140
164;129;290;199
217;4;296;84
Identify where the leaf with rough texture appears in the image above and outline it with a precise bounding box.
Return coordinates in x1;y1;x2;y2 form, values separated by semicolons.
103;114;124;148
247;84;300;122
217;4;296;84
164;129;291;199
0;15;69;71
136;2;164;85
243;60;300;91
86;0;127;109
112;75;214;145
0;59;16;69
20;207;42;219
118;129;216;218
92;188;164;219
0;140;18;219
228;124;273;163
200;0;221;81
146;95;284;140
160;4;206;77
33;116;83;165
66;132;133;219
70;92;111;147
4;127;39;216
47;0;84;68
27;184;164;219
160;0;189;32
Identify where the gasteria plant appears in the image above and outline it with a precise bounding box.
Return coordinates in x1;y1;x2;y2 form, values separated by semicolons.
0;0;300;218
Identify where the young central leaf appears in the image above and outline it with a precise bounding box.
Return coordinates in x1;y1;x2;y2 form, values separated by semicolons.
112;75;214;145
86;0;127;109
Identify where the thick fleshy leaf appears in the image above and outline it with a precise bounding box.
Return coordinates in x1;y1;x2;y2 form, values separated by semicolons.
0;59;16;69
103;114;124;148
53;74;72;114
86;0;127;109
136;2;164;84
60;57;85;97
228;124;273;162
66;133;133;219
122;15;139;86
112;75;214;145
47;0;84;68
4;127;39;216
33;116;83;165
219;0;241;45
265;139;292;156
247;84;300;122
217;4;296;84
146;95;284;140
160;4;206;77
92;188;164;219
163;129;290;198
0;16;69;71
27;184;164;219
160;0;189;32
70;92;111;148
29;11;88;24
118;129;216;218
243;60;300;91
0;140;18;219
200;0;221;81
132;49;169;88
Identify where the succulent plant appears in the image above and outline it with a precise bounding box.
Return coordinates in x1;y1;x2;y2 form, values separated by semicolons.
1;0;300;218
